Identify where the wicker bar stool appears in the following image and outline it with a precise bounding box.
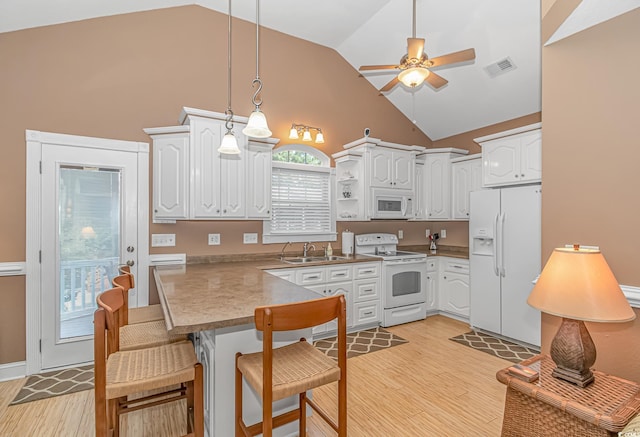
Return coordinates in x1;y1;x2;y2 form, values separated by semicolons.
115;265;165;324
94;287;204;437
235;295;347;437
101;278;186;352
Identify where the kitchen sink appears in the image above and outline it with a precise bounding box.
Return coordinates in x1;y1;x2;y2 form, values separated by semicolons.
281;255;349;264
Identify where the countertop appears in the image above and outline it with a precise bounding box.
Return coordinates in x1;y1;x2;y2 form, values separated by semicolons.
154;248;469;334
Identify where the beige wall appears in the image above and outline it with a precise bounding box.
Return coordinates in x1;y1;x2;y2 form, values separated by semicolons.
541;8;640;382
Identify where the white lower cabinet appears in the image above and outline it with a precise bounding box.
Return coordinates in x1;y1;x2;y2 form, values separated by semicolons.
265;261;381;338
438;258;470;319
425;258;438;313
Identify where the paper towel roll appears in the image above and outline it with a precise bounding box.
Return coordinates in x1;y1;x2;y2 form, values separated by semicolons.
342;231;354;256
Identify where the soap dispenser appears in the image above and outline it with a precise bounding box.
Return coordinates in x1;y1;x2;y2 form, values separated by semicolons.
326;243;333;257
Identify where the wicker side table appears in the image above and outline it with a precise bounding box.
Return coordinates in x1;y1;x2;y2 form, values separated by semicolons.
496;354;640;437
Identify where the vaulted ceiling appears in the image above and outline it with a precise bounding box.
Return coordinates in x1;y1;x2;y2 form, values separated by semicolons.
1;0;636;140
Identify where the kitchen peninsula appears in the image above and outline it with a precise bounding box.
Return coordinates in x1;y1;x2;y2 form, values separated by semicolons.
154;258;375;436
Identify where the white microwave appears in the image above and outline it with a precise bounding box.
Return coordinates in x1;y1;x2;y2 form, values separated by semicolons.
371;189;414;219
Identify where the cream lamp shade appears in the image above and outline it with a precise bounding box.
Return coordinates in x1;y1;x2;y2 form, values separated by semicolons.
527;247;635;323
242;109;272;138
218;132;241;155
398;67;430;88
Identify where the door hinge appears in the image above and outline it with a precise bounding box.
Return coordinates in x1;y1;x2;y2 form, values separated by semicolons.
39;339;42;353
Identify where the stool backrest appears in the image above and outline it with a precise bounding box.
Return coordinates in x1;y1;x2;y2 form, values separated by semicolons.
112;273;134;325
96;287;125;355
254;295;346;333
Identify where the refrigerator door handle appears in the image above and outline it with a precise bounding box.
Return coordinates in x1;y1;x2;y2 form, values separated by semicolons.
493;213;500;276
500;212;506;277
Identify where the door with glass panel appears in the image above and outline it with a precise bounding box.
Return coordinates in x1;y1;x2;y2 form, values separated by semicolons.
40;144;138;369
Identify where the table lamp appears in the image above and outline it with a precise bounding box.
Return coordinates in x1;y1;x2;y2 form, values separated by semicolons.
527;245;635;387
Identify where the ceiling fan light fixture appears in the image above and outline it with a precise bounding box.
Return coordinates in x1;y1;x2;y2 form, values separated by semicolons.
398;67;430;88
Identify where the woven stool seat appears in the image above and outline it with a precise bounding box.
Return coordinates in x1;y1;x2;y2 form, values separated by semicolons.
106;340;197;399
129;304;164;324
238;340;340;402
119;319;187;351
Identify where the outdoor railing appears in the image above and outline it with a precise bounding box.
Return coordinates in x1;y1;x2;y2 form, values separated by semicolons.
60;257;120;321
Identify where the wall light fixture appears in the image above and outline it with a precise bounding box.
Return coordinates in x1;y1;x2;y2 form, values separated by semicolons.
289;124;324;144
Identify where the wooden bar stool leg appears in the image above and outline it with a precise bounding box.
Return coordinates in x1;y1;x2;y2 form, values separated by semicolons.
109;398;119;437
235;353;244;437
194;363;204;437
299;392;307;436
186;381;194;434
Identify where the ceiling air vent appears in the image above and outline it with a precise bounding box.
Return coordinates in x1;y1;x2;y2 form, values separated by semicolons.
484;57;517;78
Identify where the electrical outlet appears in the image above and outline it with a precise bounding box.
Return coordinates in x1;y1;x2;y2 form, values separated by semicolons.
208;233;220;245
425;229;431;238
398;230;403;239
441;229;447;238
151;234;175;247
243;233;258;244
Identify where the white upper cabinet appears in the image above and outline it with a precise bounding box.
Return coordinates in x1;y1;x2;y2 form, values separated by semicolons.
414;160;426;219
145;107;276;221
451;155;482;220
148;126;190;221
476;123;541;187
420;148;467;220
369;147;414;190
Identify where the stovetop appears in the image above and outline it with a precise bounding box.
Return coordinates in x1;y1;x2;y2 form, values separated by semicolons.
355;233;426;260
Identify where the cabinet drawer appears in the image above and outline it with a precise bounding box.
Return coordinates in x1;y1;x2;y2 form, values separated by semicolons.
353;262;380;279
265;268;295;283
353;301;381;326
427;259;438;272
295;267;326;286
443;259;469;274
353;279;379;303
326;265;352;283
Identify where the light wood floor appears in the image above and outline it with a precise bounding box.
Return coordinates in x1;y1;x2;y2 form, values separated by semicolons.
0;315;510;436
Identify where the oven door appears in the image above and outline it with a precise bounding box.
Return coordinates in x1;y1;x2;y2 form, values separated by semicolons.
383;258;427;308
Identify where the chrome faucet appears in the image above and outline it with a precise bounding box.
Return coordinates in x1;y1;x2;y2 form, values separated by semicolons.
302;242;316;258
280;242;292;260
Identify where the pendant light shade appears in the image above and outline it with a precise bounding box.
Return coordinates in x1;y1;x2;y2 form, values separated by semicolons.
219;0;241;154
242;0;271;139
218;132;241;155
244;109;272;138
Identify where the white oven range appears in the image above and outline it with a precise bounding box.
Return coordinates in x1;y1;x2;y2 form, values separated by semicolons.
355;233;427;327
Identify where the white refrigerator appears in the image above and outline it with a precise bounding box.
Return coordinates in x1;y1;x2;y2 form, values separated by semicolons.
469;185;541;347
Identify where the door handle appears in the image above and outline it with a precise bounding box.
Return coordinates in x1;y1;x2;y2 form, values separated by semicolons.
127;246;135;253
126;260;135;266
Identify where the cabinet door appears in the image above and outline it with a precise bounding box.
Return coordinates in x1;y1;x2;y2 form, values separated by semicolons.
220;130;246;218
414;163;426;219
246;143;272;219
451;161;471;220
482;138;520;187
425;270;438;311
518;130;542;183
425;154;451;220
369;148;393;188
190;118;222;218
392;151;413;189
471;158;483;192
153;133;189;220
441;271;470;317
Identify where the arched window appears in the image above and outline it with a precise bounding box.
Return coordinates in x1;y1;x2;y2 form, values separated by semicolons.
263;145;336;244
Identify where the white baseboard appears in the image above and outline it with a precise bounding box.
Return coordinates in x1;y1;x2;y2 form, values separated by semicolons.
0;361;26;382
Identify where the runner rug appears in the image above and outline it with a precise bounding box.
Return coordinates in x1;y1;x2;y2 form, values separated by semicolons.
314;327;408;360
10;365;94;405
449;330;539;364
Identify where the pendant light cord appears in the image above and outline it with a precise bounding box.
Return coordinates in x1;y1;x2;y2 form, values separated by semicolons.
250;0;263;108
412;0;416;38
225;0;234;133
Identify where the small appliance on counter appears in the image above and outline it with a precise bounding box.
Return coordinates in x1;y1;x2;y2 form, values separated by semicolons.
341;230;354;256
355;233;427;327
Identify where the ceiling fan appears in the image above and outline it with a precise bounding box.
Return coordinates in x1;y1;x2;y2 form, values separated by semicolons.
360;0;476;93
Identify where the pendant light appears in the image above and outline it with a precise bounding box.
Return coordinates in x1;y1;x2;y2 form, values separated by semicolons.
218;0;241;155
242;0;272;138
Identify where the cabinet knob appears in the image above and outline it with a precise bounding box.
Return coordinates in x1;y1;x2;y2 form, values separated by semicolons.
154;209;158;213
515;174;519;178
521;173;525;177
216;209;220;213
266;210;270;214
443;275;447;279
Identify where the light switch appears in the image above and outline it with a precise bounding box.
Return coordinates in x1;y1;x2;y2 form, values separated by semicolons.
440;229;447;238
398;230;404;239
243;233;258;244
208;234;220;245
151;234;176;247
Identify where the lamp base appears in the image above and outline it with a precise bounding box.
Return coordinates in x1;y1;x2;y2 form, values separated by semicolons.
549;318;597;387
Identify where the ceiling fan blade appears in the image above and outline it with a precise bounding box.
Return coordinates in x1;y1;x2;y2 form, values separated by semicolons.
359;65;401;71
428;48;476;68
425;71;448;89
407;38;425;60
379;76;400;92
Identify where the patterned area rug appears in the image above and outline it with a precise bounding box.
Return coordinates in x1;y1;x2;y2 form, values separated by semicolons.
314;327;408;359
10;365;94;405
450;331;539;364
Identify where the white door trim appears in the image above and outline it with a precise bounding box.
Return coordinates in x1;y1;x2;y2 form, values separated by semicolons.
25;129;149;375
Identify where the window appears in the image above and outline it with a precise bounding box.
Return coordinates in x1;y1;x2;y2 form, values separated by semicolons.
263;145;336;244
